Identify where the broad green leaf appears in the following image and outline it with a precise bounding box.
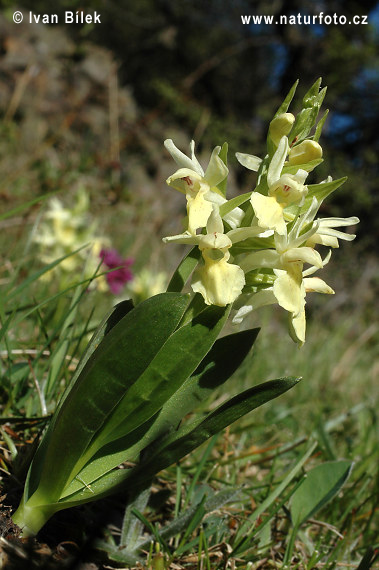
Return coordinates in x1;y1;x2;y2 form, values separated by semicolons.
59;377;299;506
61;304;230;496
54;300;134;413
21;302;135;499
167;247;201;292
25;292;190;503
127;377;300;490
145;328;260;435
60;327;257;497
290;460;353;527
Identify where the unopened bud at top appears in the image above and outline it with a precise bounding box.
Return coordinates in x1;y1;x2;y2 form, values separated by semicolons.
289;140;323;166
269;113;295;146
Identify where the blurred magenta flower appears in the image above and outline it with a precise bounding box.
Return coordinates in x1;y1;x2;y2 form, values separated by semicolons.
100;248;134;295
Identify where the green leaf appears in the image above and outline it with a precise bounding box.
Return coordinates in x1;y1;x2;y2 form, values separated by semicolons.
290;460;353;527
313;109;329;142
289;80;326;143
219;192;251;218
60;304;230;498
76;304;230;456
274;80;298;117
167;247;201;293
0;192;57;222
285;177;347;219
129;377;300;490
25;293;190;503
148;327;260;432
282;158;323;175
304;176;347;208
217;142;228;196
232;440;318;552
58;377;299;506
55;300;134;412
59;325;256;498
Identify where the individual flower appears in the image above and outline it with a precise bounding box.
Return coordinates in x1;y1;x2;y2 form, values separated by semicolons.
191;212;245;306
233;203;335;344
164;139;243;233
100;248;134;295
163;206;263;306
250;137;309;235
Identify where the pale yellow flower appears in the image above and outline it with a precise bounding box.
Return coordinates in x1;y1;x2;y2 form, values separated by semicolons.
164;139;243;233
192;231;245;306
234;211;334;344
163;206;264;306
250;137;308;235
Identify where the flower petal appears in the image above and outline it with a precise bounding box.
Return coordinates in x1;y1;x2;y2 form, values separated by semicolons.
289;140;323;166
187;191;214;234
166;168;203;193
318;216;360;228
273;271;304;314
204;147;229;188
303;277;335;294
251;193;286;235
162;232;200;245
190;140;204;175
289;310;306;345
267;136;289;187
235;152;262;172
206;205;224;234
239;249;280;273
281;246;323;268
164;139;204;175
192;259;245;306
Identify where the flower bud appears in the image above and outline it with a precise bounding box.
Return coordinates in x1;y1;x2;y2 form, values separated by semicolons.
269;113;295;146
289;140;323;166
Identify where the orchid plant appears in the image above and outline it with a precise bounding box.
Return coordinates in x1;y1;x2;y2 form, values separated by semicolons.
12;80;358;540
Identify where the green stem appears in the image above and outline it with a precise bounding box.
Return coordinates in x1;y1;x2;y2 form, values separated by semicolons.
12;494;58;537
